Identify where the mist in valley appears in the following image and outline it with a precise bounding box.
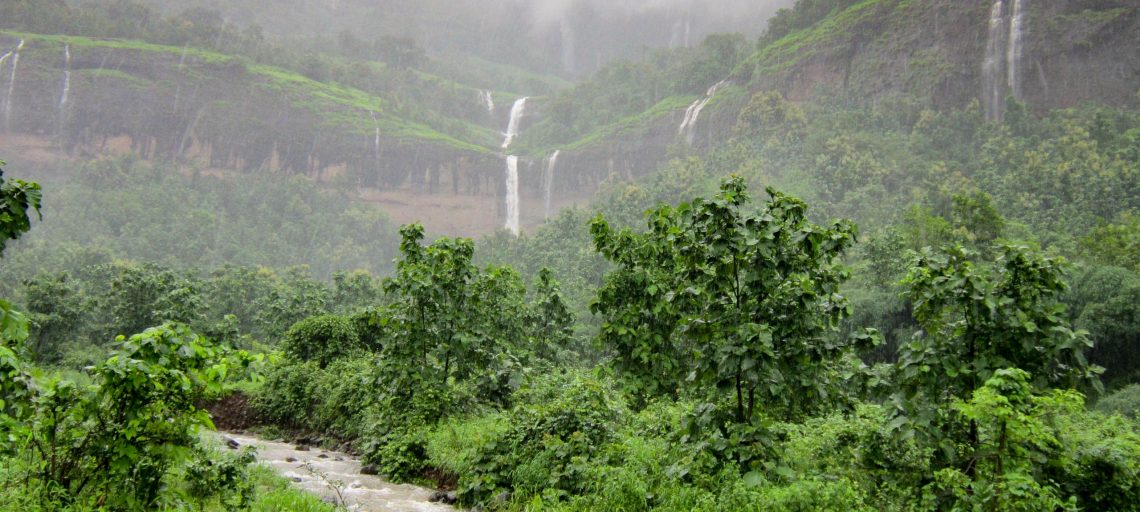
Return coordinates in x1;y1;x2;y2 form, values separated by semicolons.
0;1;1137;510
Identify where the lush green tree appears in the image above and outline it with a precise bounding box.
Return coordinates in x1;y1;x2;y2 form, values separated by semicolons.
592;176;876;423
23;272;86;363
0;165;41;255
14;324;247;508
894;244;1103;472
527;268;575;362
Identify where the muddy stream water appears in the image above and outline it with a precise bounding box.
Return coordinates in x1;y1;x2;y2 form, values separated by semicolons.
220;432;455;512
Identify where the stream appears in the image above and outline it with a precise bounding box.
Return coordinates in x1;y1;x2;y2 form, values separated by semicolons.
220;432;455;512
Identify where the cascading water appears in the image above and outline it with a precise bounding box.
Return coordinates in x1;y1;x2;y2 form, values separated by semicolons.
504;156;520;235
501;97;527;235
678;80;729;144
4;39;25;133
502;97;527;149
480;90;494;115
59;45;71;114
544;150;560;220
178;43;189;69
1007;0;1025;101
982;0;1006;122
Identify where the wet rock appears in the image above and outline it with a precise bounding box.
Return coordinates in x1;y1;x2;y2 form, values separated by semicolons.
334;457;344;462
285;457;297;463
292;477;303;483
430;491;459;504
318;453;329;459
295;444;310;451
225;437;240;450
360;463;379;475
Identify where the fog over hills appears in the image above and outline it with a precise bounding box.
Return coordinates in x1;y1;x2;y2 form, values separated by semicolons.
139;0;794;76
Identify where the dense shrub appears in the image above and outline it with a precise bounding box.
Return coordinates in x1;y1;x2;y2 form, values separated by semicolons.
457;371;628;505
280;314;362;368
252;360;319;429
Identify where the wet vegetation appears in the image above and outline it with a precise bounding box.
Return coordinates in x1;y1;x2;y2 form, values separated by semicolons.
1;0;1139;510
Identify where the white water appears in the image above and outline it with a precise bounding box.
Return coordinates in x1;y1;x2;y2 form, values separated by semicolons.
4;39;24;132
501;97;527;149
1007;0;1025;101
982;0;1006;122
59;45;71;112
505;155;520;235
479;90;494;115
178;43;189;69
678;80;729;144
219;433;452;512
544;150;560;220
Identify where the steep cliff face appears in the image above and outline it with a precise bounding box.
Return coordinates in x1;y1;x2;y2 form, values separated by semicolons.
0;33;521;236
536;0;1137;212
739;0;1138;113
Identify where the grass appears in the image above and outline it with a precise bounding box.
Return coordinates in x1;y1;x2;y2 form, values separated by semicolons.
2;30;500;154
735;0;889;78
517;95;697;155
243;466;340;512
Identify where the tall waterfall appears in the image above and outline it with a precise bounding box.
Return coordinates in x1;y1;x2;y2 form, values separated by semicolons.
4;39;25;133
982;0;1006;122
501;97;528;235
502;97;527;149
1007;0;1025;101
504;156;520;235
59;45;71;113
479;90;494;115
370;111;381;167
544;150;560;220
178;43;189;69
678;80;729;144
560;20;576;75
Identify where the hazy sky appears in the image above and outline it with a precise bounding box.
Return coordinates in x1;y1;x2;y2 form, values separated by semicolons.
528;0;795;28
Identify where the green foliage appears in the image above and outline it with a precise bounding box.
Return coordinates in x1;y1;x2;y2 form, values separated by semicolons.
1095;384;1140;419
527;268;575;362
281;314;362;368
0;162;41;254
184;446;257;509
252;359;319;429
895;244;1103;470
928;369;1081;511
591;176;875;425
457;370;628;506
3;323;252;509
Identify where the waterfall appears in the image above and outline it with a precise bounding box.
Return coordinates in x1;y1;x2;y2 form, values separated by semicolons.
502;97;527;149
982;0;1006;122
178;43;189;69
560;20;576;75
1007;0;1025;101
504;156;520;235
501;97;528;234
369;111;381;173
59;45;71;112
480;90;494;115
670;20;684;48
544;150;560;220
4;39;25;133
678;80;729;144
